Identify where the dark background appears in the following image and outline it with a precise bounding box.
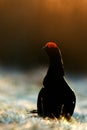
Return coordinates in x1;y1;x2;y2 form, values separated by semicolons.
0;0;87;74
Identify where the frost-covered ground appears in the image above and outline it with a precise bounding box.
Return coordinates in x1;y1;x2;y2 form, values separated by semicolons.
0;67;87;130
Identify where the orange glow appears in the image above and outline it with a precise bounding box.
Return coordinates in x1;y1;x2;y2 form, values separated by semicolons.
39;0;87;15
43;0;61;11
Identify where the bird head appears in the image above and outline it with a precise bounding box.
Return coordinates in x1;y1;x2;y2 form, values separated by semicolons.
43;42;62;59
43;42;64;76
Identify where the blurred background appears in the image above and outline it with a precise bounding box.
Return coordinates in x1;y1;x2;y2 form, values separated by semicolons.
0;0;87;74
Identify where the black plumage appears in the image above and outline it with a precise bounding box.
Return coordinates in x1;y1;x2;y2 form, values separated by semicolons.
37;42;76;120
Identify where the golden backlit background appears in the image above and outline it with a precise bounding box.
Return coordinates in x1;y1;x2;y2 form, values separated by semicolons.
0;0;87;73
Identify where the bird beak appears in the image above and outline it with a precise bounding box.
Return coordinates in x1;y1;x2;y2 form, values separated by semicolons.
42;46;46;50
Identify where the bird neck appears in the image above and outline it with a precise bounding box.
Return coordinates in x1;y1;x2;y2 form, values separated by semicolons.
43;56;64;88
48;57;64;77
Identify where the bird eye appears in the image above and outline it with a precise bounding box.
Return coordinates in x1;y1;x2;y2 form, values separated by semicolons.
72;101;75;104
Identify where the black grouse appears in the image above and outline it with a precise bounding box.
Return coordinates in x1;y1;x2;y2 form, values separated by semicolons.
37;42;76;120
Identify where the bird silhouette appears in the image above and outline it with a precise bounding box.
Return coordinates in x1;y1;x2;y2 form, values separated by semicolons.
37;42;76;120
